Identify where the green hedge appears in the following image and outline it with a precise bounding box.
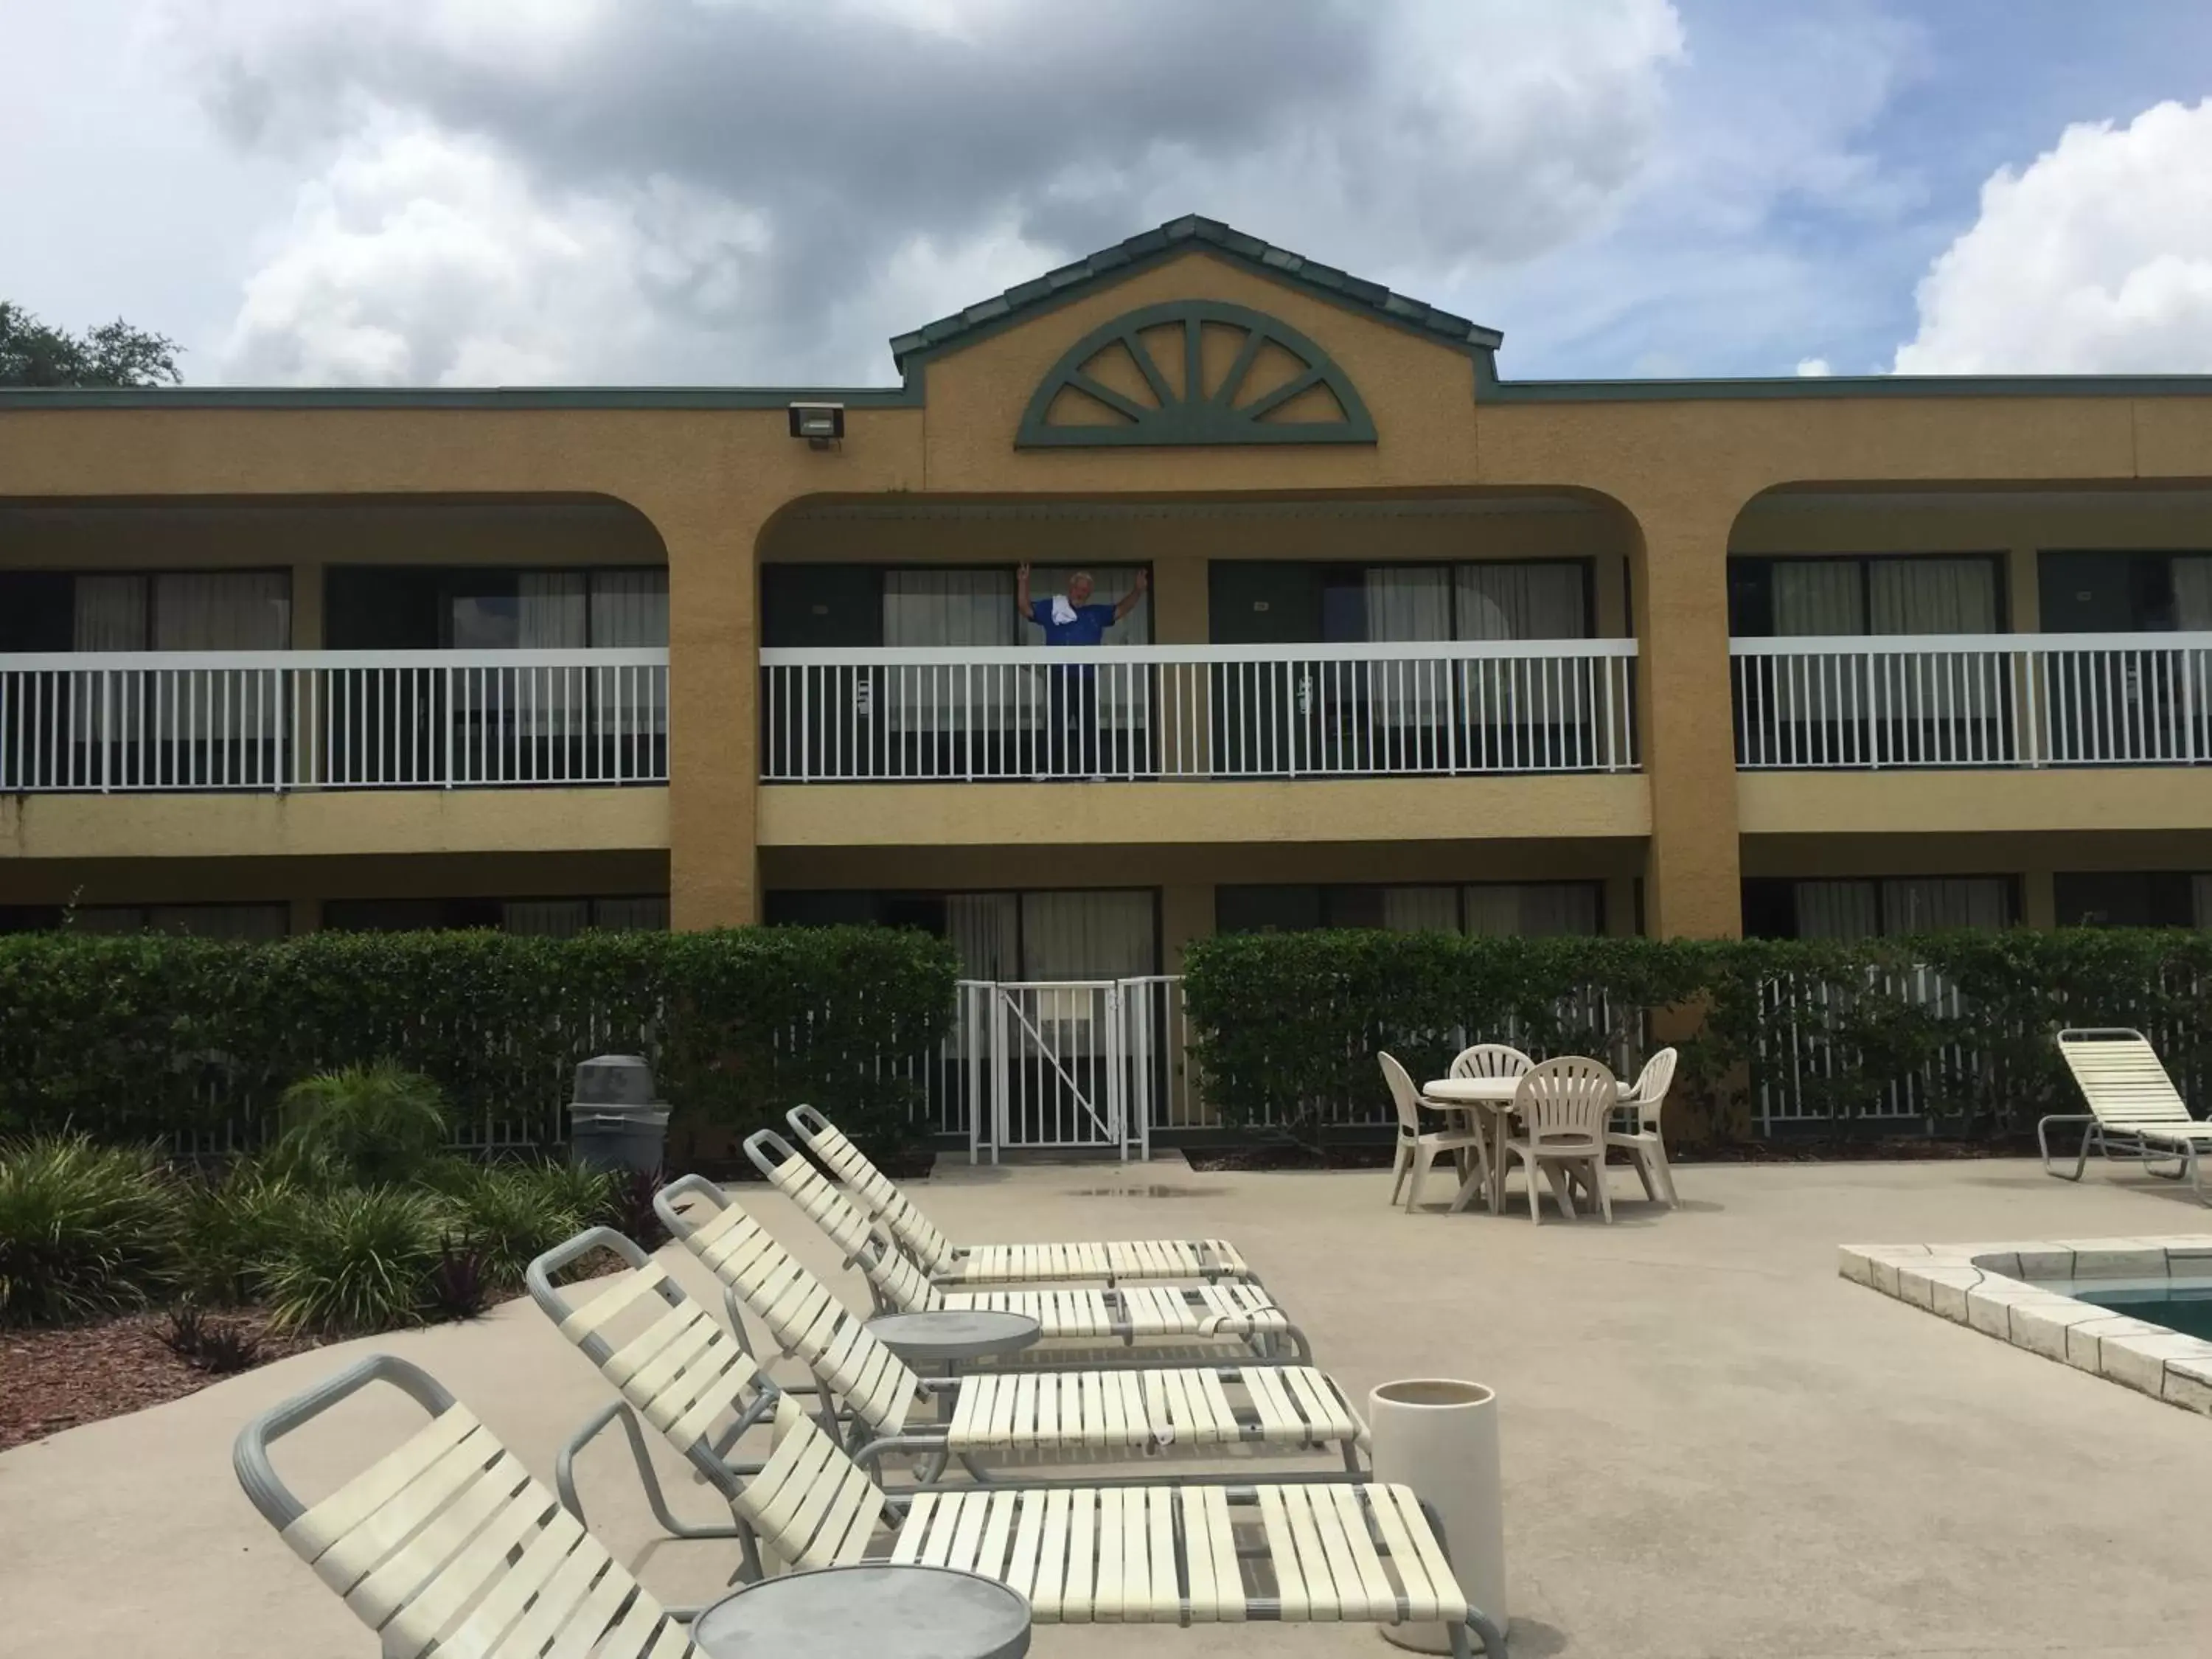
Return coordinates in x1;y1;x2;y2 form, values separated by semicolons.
0;927;960;1152
1181;928;2212;1143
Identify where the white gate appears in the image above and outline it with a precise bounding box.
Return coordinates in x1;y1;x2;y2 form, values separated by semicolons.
957;978;1152;1161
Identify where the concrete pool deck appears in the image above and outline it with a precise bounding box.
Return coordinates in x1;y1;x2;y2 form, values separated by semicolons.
5;1158;2212;1658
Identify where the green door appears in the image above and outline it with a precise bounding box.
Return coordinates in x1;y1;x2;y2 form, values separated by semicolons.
1208;563;1323;773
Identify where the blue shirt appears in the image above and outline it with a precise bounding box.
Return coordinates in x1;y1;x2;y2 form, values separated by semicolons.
1031;599;1116;647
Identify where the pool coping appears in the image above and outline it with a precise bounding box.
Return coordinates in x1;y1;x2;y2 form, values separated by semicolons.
1839;1236;2212;1415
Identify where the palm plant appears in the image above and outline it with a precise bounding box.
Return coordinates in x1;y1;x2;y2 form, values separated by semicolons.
269;1061;453;1186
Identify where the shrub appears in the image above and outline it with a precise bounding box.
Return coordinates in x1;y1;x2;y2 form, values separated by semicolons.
0;927;960;1152
161;1301;263;1374
422;1236;491;1322
438;1161;610;1293
262;1187;443;1336
177;1161;308;1305
271;1062;453;1186
599;1166;670;1252
1182;928;2212;1144
0;1135;182;1326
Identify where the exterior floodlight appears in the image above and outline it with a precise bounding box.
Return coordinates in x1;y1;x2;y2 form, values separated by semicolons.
789;402;845;449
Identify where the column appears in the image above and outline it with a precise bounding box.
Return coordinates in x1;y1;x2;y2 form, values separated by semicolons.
1623;496;1745;938
653;499;771;930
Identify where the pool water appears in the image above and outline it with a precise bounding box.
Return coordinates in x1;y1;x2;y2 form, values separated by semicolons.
2051;1275;2212;1343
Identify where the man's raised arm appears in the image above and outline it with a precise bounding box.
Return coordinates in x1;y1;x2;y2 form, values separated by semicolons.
1113;567;1151;622
1015;562;1033;619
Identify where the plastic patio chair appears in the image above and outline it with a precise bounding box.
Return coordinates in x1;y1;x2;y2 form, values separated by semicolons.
1502;1056;1620;1225
524;1255;1509;1655
529;1225;1367;1487
1382;1052;1490;1214
784;1105;1255;1286
2045;1027;2212;1203
1448;1043;1534;1082
232;1352;709;1658
714;1156;1310;1364
1607;1046;1680;1208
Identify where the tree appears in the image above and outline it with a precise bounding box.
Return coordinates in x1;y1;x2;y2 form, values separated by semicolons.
0;302;182;388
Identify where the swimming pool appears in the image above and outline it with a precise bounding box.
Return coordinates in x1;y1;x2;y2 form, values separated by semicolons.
2051;1275;2212;1343
1841;1236;2212;1417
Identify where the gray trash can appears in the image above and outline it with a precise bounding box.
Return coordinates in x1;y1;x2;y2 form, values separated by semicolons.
567;1054;671;1175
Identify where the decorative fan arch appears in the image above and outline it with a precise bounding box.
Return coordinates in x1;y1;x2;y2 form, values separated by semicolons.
1015;300;1377;448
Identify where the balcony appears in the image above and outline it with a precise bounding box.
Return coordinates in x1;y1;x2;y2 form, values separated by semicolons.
758;639;1640;782
0;649;669;792
1731;633;2212;769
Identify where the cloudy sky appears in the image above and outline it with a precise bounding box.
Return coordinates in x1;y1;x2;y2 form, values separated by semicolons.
8;0;2212;387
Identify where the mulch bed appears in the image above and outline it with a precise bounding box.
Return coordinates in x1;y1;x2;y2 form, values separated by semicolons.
0;1310;326;1453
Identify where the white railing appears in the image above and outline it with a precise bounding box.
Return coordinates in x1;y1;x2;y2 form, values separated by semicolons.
0;648;669;790
1733;631;2212;768
760;639;1639;782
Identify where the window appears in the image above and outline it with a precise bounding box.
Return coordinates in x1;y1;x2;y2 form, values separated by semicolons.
765;888;1159;980
1729;556;2002;638
321;896;668;934
2053;872;2208;928
8;902;292;939
323;568;667;650
1214;561;1590;646
0;570;291;652
1742;877;2016;939
1216;882;1603;936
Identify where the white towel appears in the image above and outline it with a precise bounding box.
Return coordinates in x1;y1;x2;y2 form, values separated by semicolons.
1049;597;1079;626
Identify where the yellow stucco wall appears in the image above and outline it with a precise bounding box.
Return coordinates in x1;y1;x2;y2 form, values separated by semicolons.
10;244;2212;939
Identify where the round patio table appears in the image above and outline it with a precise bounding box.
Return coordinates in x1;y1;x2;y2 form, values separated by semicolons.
866;1309;1043;1366
1423;1075;1628;1215
691;1563;1031;1659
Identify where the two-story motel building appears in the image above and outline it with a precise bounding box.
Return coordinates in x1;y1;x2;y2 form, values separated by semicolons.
9;215;2212;981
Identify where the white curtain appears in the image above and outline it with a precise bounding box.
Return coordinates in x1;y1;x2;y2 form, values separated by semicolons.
1455;563;1587;640
1361;567;1450;733
1464;882;1601;937
1380;886;1461;933
74;575;147;650
1880;878;2010;933
588;571;669;742
885;571;1017;733
517;573;588;647
1865;559;2001;728
1793;881;1880;941
945;893;1020;981
1020;889;1155;979
1773;562;1865;636
1770;562;1868;726
2174;558;2212;631
145;573;293;742
592;895;669;931
1868;560;1997;635
501;900;591;938
589;570;669;647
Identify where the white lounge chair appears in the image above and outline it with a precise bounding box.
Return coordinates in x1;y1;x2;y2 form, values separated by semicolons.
1383;1052;1489;1214
531;1225;1366;1489
525;1246;1509;1655
715;1161;1307;1364
784;1107;1255;1285
2046;1027;2212;1203
233;1353;709;1658
1502;1057;1619;1225
1608;1047;1680;1208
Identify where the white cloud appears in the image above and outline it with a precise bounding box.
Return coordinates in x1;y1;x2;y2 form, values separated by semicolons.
1795;357;1832;376
181;0;1687;384
1894;99;2212;374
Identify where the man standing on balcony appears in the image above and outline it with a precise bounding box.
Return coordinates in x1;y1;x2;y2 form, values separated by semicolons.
1015;564;1149;778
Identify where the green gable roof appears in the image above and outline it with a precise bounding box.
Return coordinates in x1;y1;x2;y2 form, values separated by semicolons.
887;214;1505;372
